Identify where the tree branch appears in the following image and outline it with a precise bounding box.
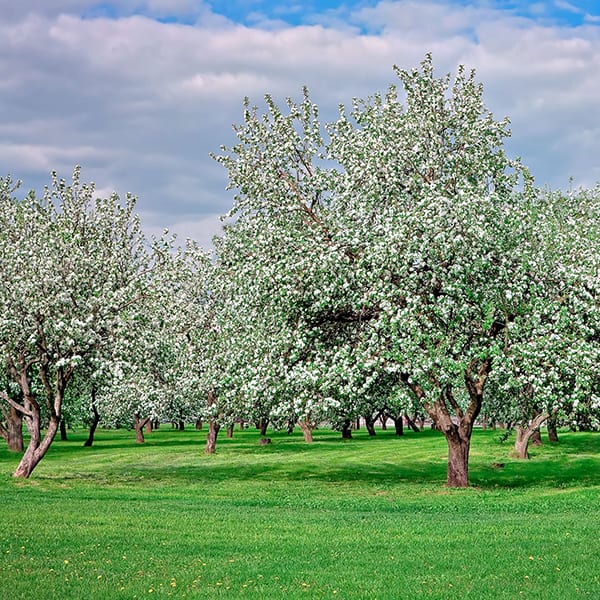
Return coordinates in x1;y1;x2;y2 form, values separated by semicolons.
444;385;464;420
0;390;33;417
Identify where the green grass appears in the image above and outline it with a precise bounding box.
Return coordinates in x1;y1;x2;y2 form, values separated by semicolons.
1;426;599;599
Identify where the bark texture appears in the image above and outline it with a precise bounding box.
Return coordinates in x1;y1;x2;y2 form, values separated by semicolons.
0;404;24;452
204;390;220;454
134;414;150;444
405;414;421;433
402;357;491;487
205;419;220;454
298;419;314;443
514;412;549;459
364;415;377;436
12;358;70;478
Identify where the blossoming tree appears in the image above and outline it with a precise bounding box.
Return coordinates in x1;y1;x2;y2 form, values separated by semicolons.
213;55;593;486
0;168;168;477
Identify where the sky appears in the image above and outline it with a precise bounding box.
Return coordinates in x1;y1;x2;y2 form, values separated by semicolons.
1;0;600;248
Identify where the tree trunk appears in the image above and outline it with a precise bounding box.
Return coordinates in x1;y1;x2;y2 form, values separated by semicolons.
205;419;220;454
405;413;421;433
145;420;153;434
178;420;185;431
226;423;234;438
514;412;549;459
298;419;314;443
392;416;404;436
514;426;533;459
11;359;69;478
445;430;471;488
83;401;100;447
364;415;377;436
380;415;388;430
195;418;203;430
1;405;24;452
134;414;150;444
402;357;491;488
341;419;352;439
14;405;60;478
404;413;421;433
59;417;68;441
531;429;542;446
257;419;269;437
547;416;559;443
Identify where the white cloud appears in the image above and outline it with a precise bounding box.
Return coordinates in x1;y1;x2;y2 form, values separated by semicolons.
554;1;581;15
1;1;600;246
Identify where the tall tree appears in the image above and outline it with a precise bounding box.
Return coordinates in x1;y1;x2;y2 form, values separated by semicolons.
0;168;166;477
214;55;584;487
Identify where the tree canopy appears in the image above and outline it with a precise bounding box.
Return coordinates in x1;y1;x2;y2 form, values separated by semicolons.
2;56;600;485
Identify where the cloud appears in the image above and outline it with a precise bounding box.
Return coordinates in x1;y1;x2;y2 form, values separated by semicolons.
1;1;600;248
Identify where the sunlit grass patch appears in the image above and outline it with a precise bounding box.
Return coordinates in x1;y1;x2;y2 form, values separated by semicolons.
1;426;599;598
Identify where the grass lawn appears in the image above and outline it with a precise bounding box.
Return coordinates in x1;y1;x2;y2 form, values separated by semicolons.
1;425;599;599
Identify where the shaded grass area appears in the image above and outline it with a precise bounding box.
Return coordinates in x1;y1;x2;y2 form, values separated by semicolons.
1;427;599;598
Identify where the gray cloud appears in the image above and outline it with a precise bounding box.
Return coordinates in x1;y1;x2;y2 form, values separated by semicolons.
1;2;599;247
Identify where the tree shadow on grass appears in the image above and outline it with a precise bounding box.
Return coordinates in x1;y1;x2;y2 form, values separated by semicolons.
9;428;600;491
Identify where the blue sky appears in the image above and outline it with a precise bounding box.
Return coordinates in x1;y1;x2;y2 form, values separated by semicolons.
1;1;600;246
78;1;600;27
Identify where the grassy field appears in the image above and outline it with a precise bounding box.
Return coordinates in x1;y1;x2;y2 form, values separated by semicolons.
1;425;599;599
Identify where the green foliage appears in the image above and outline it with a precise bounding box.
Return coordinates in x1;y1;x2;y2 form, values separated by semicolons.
1;427;599;598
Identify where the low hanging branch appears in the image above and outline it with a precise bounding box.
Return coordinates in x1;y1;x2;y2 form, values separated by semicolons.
0;390;33;418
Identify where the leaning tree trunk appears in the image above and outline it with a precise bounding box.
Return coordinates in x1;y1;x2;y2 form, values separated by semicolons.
514;412;549;459
14;401;61;478
404;413;421;433
83;400;100;447
11;359;71;478
205;419;220;454
364;415;377;436
298;419;314;443
133;414;150;444
514;427;533;459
